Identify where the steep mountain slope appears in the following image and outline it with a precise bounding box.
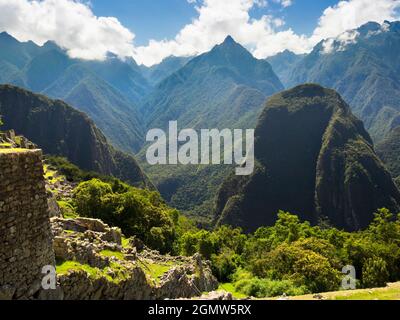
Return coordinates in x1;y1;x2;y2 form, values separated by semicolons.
215;84;400;232
376;126;400;188
0;60;18;83
138;36;283;218
83;56;152;105
141;36;283;131
266;50;305;87
12;48;73;92
285;21;400;142
0;34;149;153
141;56;192;86
0;85;151;188
0;32;40;69
43;63;145;153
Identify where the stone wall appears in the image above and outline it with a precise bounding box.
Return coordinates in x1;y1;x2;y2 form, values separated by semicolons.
0;149;55;299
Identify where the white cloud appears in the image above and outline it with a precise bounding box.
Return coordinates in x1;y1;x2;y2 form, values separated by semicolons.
322;30;360;54
273;0;293;8
0;0;135;60
311;0;400;44
133;0;308;66
0;0;399;66
133;0;400;66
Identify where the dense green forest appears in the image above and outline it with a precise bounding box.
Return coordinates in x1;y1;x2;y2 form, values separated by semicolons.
50;157;400;298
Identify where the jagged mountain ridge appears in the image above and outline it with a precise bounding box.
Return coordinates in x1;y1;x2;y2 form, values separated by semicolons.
266;50;305;87
0;33;150;153
215;84;400;232
140;36;284;130
282;21;400;142
138;36;284;218
140;56;192;86
0;84;151;188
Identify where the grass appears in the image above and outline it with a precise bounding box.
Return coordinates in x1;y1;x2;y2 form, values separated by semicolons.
104;262;131;284
100;250;125;260
121;236;131;249
44;164;65;184
14;136;22;146
56;260;130;284
58;200;78;219
0;142;12;148
0;148;30;153
268;282;400;300
56;260;104;279
140;260;174;284
334;283;400;300
218;283;248;299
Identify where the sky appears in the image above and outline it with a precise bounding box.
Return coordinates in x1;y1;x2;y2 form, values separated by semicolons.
0;0;399;66
89;0;338;45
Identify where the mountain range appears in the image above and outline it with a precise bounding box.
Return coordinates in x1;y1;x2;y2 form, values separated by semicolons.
140;36;283;130
273;21;400;143
0;33;151;153
137;36;284;218
266;50;305;87
140;56;192;86
1;21;400;229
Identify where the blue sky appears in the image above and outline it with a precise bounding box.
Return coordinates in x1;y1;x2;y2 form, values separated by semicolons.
90;0;198;46
90;0;338;46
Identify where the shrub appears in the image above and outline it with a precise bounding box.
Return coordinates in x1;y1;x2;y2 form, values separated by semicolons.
211;248;240;282
254;242;341;293
362;258;390;288
74;179;112;219
292;250;341;293
234;277;308;298
57;200;77;219
73;179;177;253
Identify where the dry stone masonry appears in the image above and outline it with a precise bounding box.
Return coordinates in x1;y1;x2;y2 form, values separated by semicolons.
0;149;55;299
0;148;219;300
52;217;218;300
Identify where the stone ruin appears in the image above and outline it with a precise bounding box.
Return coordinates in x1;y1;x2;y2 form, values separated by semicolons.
0;149;55;299
0;148;219;300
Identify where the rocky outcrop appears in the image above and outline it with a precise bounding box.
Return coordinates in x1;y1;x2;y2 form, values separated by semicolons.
194;291;234;300
215;84;400;232
51;217;218;300
0;149;55;299
0;129;38;150
0;147;217;300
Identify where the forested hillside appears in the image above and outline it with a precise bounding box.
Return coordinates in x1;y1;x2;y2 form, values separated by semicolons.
215;84;400;232
0;84;151;188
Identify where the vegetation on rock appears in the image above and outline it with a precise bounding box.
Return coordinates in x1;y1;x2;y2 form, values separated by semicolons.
215;84;400;232
138;36;283;217
0;85;151;188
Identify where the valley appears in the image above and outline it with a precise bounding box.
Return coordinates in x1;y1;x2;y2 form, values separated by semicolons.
1;14;400;301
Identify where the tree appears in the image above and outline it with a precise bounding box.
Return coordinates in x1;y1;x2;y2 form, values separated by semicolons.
362;258;389;288
74;179;112;219
368;208;399;243
73;178;177;253
211;248;240;282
